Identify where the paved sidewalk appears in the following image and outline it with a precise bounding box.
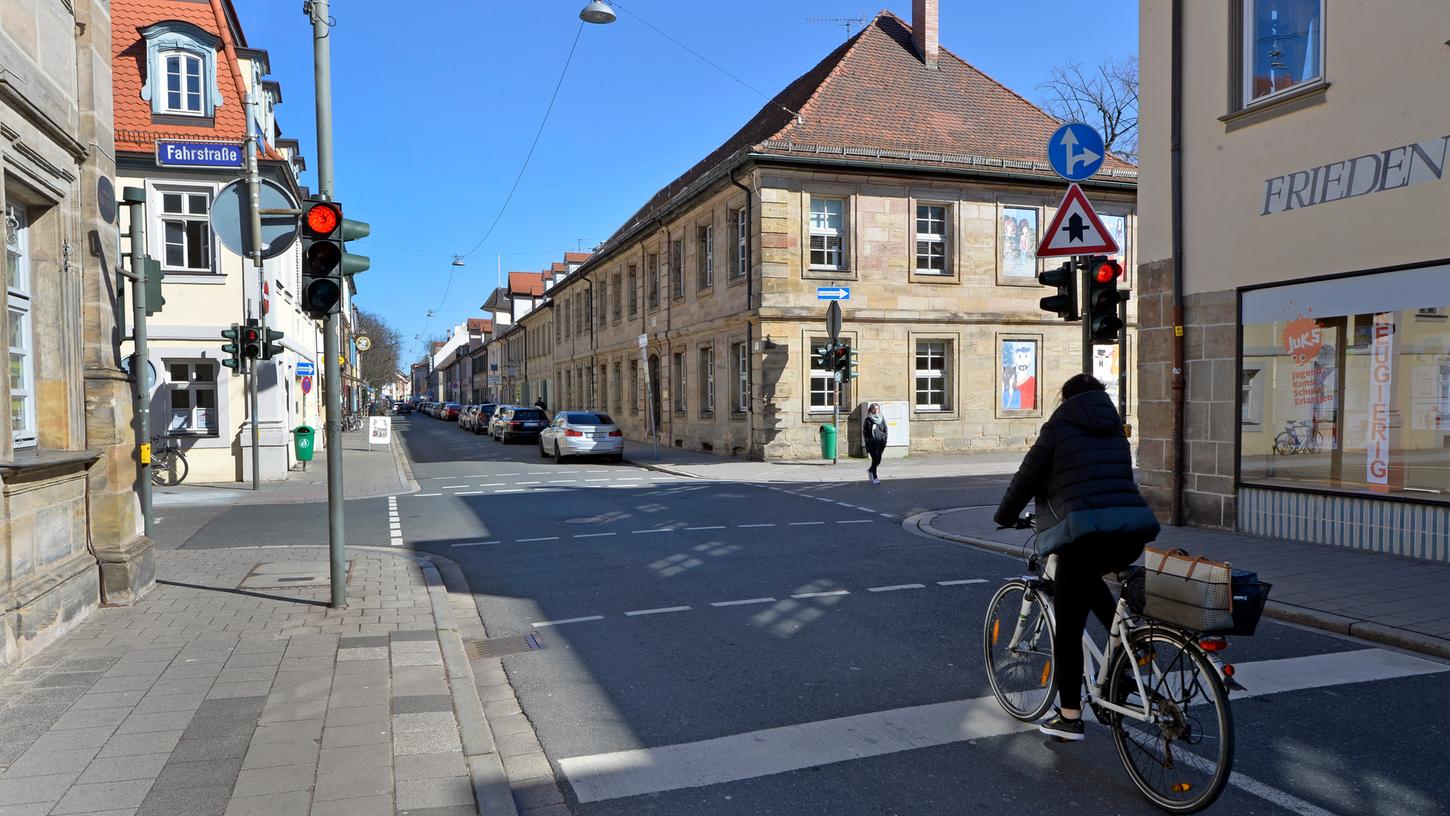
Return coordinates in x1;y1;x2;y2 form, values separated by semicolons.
916;505;1450;659
155;431;416;508
0;546;523;816
624;440;1021;482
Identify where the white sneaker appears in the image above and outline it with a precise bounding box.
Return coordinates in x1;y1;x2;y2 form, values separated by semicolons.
872;477;881;485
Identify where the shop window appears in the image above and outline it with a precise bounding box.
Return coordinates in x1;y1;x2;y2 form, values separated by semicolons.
1241;0;1324;106
1240;263;1450;501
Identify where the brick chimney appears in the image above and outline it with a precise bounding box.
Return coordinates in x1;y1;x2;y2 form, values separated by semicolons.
912;0;939;68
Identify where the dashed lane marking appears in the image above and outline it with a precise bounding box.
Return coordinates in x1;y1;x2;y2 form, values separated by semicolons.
415;493;441;497
574;532;617;539
441;485;468;489
836;520;873;525
938;579;989;586
450;541;497;548
866;584;925;593
532;616;604;628
518;536;560;543
685;526;726;531
709;598;776;607
738;523;775;528
791;590;849;599
631;529;673;535
789;521;825;526
625;606;692;617
455;491;485;496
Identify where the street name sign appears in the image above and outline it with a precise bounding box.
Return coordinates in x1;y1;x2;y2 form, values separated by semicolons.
155;140;242;169
211;178;300;260
1046;123;1105;182
1037;184;1119;257
817;287;850;301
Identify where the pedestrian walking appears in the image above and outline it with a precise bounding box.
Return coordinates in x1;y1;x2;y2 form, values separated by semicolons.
534;396;548;416
862;403;887;484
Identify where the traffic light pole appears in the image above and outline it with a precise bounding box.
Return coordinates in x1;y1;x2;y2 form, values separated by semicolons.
310;0;346;609
123;189;154;539
1080;257;1094;377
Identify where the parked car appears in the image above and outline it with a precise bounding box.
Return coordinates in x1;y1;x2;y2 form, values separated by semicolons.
442;402;461;421
472;404;498;435
459;405;485;432
539;411;624;462
493;406;548;443
487;405;515;438
393;401;412;415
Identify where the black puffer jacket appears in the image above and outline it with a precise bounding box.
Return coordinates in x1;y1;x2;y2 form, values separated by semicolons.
993;390;1159;555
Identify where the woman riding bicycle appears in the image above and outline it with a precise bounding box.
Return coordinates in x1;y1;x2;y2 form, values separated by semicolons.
993;374;1160;741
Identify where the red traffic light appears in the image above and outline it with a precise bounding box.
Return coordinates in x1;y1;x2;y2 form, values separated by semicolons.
243;328;261;342
1092;258;1123;284
305;203;340;235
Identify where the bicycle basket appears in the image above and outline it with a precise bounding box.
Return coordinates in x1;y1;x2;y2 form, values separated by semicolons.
1218;572;1272;636
1141;547;1234;632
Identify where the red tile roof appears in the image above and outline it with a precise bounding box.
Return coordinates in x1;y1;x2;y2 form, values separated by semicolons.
467;318;493;334
598;11;1135;254
113;0;252;154
563;252;592;264
508;272;546;297
549;262;567;273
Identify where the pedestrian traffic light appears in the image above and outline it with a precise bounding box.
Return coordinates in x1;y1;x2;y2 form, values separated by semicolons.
242;320;264;359
1038;260;1079;321
262;328;285;360
220;324;242;374
1085;255;1126;343
300;200;370;319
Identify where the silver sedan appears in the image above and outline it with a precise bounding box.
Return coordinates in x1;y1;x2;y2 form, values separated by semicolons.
539;411;624;463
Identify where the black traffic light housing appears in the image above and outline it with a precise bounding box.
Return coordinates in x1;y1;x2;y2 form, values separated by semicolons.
241;319;264;359
220;324;242;374
816;343;838;373
835;344;852;377
301;199;370;319
1085;255;1126;343
262;328;285;360
1038;260;1079;321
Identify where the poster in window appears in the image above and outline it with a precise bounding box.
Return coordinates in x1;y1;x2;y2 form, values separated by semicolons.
1092;344;1121;411
999;339;1038;411
1101;214;1128;276
999;207;1038;278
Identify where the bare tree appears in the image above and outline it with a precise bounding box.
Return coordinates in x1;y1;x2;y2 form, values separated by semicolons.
1038;56;1139;163
355;309;402;391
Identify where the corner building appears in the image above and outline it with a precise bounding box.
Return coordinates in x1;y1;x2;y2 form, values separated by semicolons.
545;3;1138;460
1138;0;1450;559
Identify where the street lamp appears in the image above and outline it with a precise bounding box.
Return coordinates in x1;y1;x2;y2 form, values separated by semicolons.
579;1;616;24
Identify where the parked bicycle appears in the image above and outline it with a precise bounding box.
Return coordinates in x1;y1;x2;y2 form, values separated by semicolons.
149;435;189;486
1273;418;1323;455
983;516;1238;813
341;412;364;432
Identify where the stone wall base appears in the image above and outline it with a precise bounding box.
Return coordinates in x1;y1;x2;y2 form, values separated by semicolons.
0;554;100;673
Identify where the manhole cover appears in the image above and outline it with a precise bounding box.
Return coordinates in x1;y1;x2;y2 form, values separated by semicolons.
464;633;544;659
563;515;612;525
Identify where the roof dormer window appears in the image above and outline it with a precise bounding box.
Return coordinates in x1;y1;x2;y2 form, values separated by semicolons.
140;21;223;119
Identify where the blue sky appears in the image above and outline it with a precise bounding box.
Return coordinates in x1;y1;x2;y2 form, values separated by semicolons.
242;0;1138;360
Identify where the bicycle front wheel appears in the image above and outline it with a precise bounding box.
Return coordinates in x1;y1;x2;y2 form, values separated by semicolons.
983;581;1057;721
151;450;188;486
1272;432;1295;456
1106;627;1233;814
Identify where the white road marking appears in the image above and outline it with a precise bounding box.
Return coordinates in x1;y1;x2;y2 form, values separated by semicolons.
532;616;605;628
450;541;497;548
441;484;468;489
937;579;989;586
836;519;873;525
789;521;825;526
585;478;610;482
790;590;849;599
518;536;559;543
415;493;441;497
496;489;525;494
549;480;576;484
879;513;898;519
615;477;643;481
527;471;553;475
517;481;541;485
625;606;692;616
685;526;726;531
866;584;925;592
631;529;673;535
559;648;1446;806
455;491;484;496
738;523;775;528
709;598;777;607
574;532;617;539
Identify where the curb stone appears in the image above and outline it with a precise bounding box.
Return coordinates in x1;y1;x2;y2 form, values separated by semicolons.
622;456;705;480
908;508;1450;661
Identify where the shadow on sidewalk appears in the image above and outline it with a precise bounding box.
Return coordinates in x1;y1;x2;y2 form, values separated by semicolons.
156;578;331;608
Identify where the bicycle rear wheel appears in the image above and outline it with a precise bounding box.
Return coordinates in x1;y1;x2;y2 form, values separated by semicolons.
151;449;188;486
983;581;1057;721
1106;627;1233;814
1272;431;1295;456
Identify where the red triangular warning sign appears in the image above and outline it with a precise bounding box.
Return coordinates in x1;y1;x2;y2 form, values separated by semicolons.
1037;184;1119;257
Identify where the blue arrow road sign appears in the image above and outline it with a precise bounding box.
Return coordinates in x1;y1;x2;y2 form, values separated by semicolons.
817;287;850;301
296;361;315;377
1046;123;1105;182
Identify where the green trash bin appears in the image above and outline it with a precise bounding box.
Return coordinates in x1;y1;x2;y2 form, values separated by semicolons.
819;423;837;460
293;425;316;462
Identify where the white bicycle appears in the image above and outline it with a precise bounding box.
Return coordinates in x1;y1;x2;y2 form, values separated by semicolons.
982;517;1237;813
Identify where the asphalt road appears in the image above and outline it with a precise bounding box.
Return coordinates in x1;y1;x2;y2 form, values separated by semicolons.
160;416;1450;815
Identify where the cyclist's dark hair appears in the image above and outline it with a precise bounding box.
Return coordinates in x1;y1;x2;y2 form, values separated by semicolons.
1060;373;1107;402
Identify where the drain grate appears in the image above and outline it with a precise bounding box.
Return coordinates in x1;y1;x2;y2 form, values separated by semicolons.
463;633;544;659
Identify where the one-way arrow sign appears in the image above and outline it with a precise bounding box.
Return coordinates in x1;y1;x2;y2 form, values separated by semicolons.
816;287;850;301
1036;184;1119;257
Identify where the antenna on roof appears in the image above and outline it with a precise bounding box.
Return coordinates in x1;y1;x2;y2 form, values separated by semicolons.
807;16;869;41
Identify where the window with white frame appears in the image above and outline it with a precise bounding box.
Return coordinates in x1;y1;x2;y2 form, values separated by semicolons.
732;208;748;280
914;340;950;410
158;187;213;272
672;352;686;413
6;202;35;447
809;198;846;270
915;204;949;275
731;341;748;413
627;265;639;316
1242;0;1323;105
161;51;205;114
166;360;218;435
698;346;714;415
698;224;713;289
809;338;838;412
